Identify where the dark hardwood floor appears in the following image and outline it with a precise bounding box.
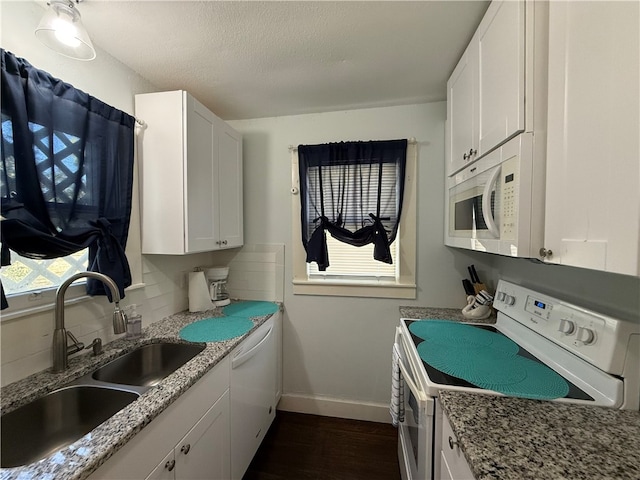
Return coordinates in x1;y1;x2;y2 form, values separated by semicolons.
243;411;401;480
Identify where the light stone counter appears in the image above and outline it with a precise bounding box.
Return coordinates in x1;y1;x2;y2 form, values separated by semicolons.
0;304;280;480
399;306;496;324
439;390;640;480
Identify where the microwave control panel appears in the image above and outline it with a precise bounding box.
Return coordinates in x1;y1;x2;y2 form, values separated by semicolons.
500;154;519;241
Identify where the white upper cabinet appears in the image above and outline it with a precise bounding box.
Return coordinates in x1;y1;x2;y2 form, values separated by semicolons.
542;1;640;276
446;0;527;176
136;90;243;255
477;0;525;156
446;41;478;176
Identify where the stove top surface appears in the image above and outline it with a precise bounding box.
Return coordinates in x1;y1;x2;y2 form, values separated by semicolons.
403;319;594;402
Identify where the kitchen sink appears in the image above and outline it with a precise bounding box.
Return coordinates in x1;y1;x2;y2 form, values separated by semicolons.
0;385;139;468
92;342;205;387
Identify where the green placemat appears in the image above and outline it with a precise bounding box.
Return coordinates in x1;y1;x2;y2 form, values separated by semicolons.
179;316;253;342
223;301;279;318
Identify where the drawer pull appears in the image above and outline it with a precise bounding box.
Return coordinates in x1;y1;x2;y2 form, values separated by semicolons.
165;459;175;471
448;436;458;449
181;443;191;455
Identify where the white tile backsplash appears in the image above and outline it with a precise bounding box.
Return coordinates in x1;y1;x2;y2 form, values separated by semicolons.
226;244;285;302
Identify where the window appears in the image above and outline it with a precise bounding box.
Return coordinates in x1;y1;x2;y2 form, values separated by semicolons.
292;142;417;299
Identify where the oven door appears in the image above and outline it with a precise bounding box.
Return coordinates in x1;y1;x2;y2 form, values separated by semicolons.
395;327;435;480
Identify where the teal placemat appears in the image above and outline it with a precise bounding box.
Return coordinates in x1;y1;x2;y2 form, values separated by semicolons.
481;356;570;400
179;316;254;342
417;341;526;385
223;301;279;318
409;320;519;355
416;339;570;400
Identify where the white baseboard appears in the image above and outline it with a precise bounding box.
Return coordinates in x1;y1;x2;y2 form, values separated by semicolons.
278;393;392;424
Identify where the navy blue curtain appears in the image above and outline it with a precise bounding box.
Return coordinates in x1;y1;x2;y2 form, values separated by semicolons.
0;49;135;308
298;139;407;271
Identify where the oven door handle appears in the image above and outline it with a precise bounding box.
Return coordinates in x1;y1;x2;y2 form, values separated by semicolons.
482;165;501;238
397;356;427;403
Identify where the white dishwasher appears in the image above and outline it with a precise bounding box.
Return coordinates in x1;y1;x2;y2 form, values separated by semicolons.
230;312;279;479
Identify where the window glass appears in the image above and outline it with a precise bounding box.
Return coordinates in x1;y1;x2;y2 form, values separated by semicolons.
1;250;88;295
1;115;90;297
307;234;397;281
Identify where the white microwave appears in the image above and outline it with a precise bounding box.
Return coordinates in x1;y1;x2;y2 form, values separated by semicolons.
444;133;544;257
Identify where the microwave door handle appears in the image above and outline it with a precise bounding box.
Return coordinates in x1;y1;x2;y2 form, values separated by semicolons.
482;166;501;238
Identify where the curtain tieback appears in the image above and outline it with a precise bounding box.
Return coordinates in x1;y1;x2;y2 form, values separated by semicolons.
90;218;117;262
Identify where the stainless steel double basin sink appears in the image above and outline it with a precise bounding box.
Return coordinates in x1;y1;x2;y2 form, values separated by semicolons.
1;342;205;468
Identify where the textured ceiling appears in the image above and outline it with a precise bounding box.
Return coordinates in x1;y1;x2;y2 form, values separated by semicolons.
75;1;488;120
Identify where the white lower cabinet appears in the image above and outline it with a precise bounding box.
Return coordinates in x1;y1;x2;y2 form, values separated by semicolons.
439;414;475;480
147;390;230;480
90;314;282;480
90;356;230;480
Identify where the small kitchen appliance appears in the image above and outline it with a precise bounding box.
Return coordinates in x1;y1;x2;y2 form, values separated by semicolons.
206;266;231;306
445;133;545;258
393;279;640;480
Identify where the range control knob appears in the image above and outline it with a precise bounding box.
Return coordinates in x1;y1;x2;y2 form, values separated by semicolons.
576;327;596;346
505;295;516;306
496;292;506;302
558;318;576;335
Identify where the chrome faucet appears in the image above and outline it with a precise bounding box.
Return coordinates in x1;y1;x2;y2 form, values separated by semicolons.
52;271;128;373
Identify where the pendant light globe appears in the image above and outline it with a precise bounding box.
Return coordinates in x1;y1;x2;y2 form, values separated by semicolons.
35;0;96;61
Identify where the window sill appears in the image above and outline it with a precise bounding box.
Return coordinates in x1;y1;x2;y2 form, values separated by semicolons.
0;282;146;323
292;279;416;299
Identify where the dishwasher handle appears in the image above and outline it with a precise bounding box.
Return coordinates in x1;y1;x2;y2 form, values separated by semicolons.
232;324;273;369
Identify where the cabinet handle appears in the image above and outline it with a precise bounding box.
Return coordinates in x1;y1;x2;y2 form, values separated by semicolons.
222;240;228;245
165;459;175;471
539;247;553;258
462;148;477;161
181;443;191;455
448;436;458;450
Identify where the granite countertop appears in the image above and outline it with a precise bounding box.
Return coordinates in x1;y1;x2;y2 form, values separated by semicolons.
440;389;640;479
399;306;497;324
0;304;280;480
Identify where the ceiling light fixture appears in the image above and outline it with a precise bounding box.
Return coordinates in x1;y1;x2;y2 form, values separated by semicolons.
35;0;96;61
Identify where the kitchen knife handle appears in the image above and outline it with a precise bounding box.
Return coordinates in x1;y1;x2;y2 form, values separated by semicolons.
470;264;481;283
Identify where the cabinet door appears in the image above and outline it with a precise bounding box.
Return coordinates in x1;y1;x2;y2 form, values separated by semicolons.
185;94;219;253
447;41;477;176
175;390;230;480
439;414;474;480
477;0;525;156
217;120;243;249
544;1;640;275
146;450;176;480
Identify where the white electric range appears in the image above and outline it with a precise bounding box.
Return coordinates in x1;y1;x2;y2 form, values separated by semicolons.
392;279;640;480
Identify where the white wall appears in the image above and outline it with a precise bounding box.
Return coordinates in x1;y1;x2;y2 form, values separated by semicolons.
0;0;217;385
229;104;492;421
